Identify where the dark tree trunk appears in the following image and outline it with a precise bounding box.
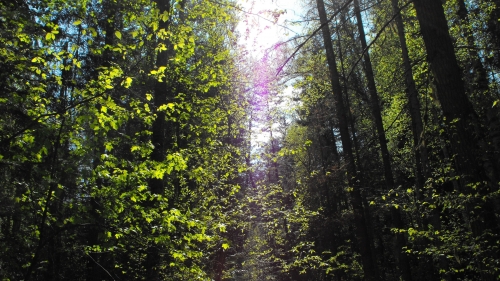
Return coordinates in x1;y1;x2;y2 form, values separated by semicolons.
86;3;116;280
315;0;379;279
146;0;172;279
352;1;412;279
353;0;394;189
149;0;173;196
456;0;500;180
412;0;487;188
456;0;489;96
412;1;498;279
391;0;428;195
486;0;500;69
391;1;442;280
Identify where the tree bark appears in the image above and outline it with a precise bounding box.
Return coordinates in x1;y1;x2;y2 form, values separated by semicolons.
353;0;394;189
86;2;115;280
150;0;173;196
412;0;486;188
352;1;412;279
412;2;498;279
315;0;379;279
391;0;428;196
456;0;500;180
146;0;172;279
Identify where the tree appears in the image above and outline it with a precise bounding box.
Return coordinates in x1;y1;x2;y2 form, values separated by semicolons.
0;0;245;280
315;0;379;279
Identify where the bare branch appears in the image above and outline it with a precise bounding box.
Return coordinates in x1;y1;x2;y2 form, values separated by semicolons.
276;0;354;76
346;0;412;80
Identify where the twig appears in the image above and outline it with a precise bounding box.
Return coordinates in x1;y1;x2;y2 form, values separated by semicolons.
86;252;117;281
206;0;298;34
346;0;412;80
276;0;354;76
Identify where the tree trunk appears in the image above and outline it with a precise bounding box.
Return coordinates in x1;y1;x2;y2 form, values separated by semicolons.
146;0;172;279
391;1;442;280
391;0;428;196
86;2;115;280
412;0;487;188
315;0;379;279
456;0;500;180
352;1;412;279
353;0;394;189
150;0;173;196
413;1;498;279
486;0;500;69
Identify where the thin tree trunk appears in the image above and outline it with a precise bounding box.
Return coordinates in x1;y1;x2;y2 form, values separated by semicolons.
352;1;412;279
247;114;257;189
335;20;362;168
315;0;378;279
86;3;115;280
391;0;428;196
150;0;173;196
353;0;393;188
146;0;172;279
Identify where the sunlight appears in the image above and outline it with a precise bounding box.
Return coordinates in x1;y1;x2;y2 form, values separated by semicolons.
237;0;302;58
236;0;304;150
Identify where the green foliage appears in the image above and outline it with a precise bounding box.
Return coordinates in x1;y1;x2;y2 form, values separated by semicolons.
0;0;247;280
2;0;500;280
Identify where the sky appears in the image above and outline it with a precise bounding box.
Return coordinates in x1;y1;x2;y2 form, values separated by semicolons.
235;0;306;148
236;0;305;59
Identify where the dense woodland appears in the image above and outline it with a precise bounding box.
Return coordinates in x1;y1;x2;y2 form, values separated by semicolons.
1;0;500;280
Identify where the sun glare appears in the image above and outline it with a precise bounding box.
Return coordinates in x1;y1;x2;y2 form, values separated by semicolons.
236;0;304;150
237;0;302;58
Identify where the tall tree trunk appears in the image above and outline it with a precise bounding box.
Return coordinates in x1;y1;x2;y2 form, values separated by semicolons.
150;0;172;196
146;0;172;279
456;0;489;97
412;0;487;188
353;0;393;189
456;0;500;179
267;99;280;183
391;0;428;196
391;1;443;280
353;1;412;279
247;114;257;189
486;0;500;69
315;0;379;279
86;3;115;280
412;1;498;279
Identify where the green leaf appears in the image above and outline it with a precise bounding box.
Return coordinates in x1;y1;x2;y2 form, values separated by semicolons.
123;77;132;88
158;103;175;111
161;11;169;22
222;243;230;250
115;31;122;39
73;20;82;26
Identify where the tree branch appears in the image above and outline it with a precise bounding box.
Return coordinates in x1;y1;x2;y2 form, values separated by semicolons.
276;0;354;76
346;0;412;80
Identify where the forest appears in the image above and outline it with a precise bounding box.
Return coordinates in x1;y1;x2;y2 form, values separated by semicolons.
0;0;499;280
